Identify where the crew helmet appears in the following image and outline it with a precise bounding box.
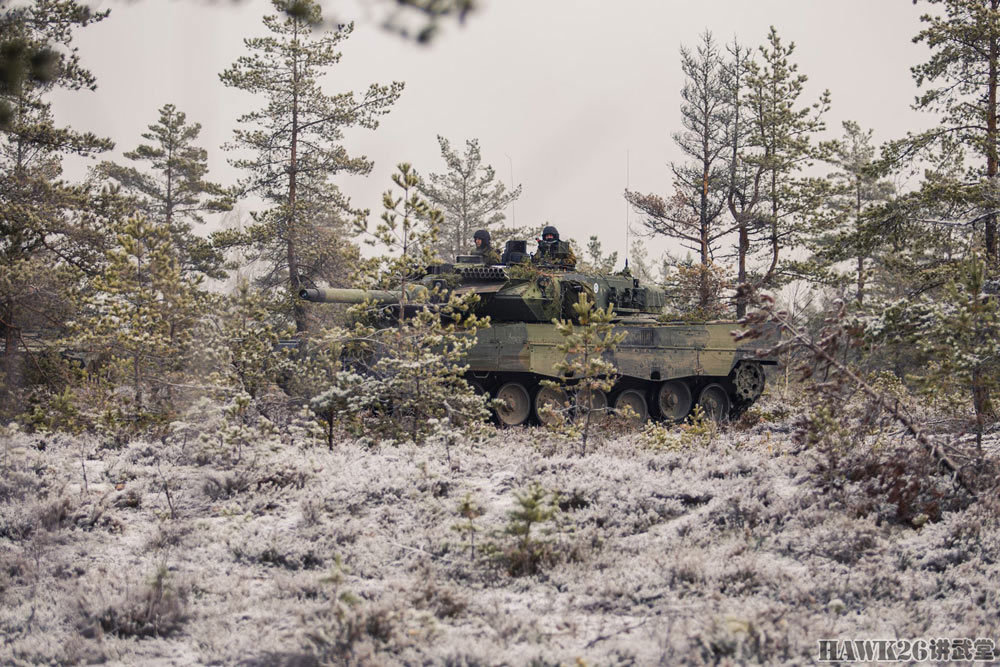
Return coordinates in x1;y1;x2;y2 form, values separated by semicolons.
541;225;559;242
473;229;491;246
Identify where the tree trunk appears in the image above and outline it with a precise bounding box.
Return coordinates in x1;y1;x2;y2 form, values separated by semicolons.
856;174;865;305
987;1;999;263
736;223;749;317
165;124;174;232
2;301;16;386
288;20;305;333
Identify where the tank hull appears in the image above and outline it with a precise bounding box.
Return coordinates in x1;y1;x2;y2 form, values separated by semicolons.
466;321;757;379
464;321;774;424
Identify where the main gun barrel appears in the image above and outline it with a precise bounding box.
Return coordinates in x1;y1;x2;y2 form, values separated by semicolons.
299;285;429;304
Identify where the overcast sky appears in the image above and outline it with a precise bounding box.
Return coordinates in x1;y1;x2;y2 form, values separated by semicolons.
55;0;931;268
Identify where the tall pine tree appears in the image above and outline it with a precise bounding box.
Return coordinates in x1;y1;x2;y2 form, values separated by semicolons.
217;1;403;332
419;135;521;261
741;27;830;291
903;0;1000;262
626;31;732;268
804;121;895;304
97;104;231;279
0;0;112;399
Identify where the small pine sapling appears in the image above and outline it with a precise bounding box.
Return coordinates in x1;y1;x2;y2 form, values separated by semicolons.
497;482;560;577
331;163;491;445
69;216;207;442
545;293;627;453
451;493;484;560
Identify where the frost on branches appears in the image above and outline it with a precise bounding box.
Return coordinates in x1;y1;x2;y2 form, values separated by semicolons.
312;164;491;446
869;253;1000;446
66;217;205;439
541;293;627;453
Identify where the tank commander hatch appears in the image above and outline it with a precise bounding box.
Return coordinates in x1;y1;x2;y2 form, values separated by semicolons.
532;225;576;269
472;229;501;265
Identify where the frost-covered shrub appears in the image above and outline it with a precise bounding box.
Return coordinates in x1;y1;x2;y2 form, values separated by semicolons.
302;559;404;664
77;564;189;639
230;540;324;571
638;420;681;451
488;483;563;577
167;394;283;466
409;572;468;620
845;445;977;526
0;496;75;541
541;293;627;452
66;217;209;440
0;428;48;504
692;605;805;664
637;406;720;452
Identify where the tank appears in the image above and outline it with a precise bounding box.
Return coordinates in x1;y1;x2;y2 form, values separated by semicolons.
301;240;777;426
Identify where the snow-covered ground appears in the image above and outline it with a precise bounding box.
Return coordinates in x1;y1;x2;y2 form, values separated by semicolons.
2;401;998;665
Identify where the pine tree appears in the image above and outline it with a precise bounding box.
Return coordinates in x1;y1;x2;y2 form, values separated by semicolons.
722;29;829;313
546;293;626;453
874;253;1000;447
627;239;655;284
667;258;733;321
580;236;618;273
204;281;295;401
97;104;231;279
0;0;112;403
319;164;491;445
419;135;521;261
863;143;974;308
901;0;1000;261
357;163;443;303
0;0;109;135
626;31;733;270
722;38;756;317
70;217;206;432
804;121;895;304
217;2;403;332
743;27;830;290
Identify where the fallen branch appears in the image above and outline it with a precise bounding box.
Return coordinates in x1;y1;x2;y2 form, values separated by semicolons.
584;618;649;649
746;296;980;495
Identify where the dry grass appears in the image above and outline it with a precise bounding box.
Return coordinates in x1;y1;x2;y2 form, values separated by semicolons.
1;396;998;664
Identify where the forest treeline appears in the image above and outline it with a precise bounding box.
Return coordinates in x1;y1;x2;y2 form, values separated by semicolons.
2;0;1000;462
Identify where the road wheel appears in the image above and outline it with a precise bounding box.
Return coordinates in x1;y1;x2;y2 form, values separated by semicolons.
467;378;488;396
732;361;765;402
697;383;731;422
656;380;693;421
534;385;569;426
613;389;648;425
495;382;531;426
574;386;608;423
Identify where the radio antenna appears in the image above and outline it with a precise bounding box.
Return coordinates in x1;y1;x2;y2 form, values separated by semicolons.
625;149;630;270
505;153;515;227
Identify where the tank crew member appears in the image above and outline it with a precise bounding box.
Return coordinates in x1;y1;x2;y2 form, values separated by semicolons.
473;229;501;264
533;225;576;268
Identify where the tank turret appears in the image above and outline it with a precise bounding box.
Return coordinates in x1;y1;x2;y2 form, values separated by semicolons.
301;241;667;325
301;238;777;426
